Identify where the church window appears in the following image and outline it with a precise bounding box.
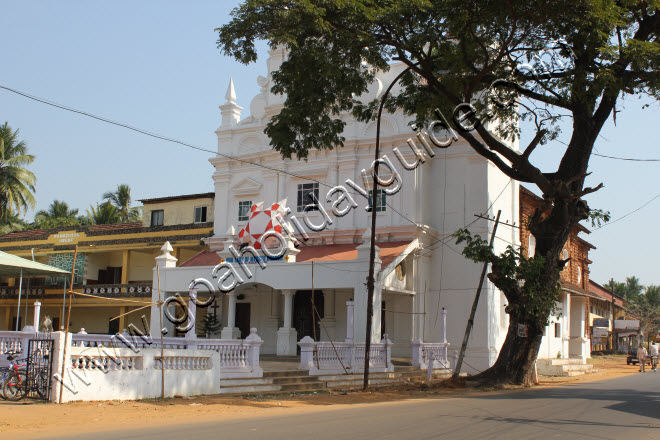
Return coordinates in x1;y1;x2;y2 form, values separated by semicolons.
297;183;319;212
367;189;387;212
238;201;252;222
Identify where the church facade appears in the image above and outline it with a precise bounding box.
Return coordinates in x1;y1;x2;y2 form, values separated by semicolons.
150;47;524;373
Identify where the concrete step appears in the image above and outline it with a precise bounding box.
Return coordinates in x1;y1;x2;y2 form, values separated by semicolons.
217;385;282;394
278;381;327;392
220;378;274;387
263;370;306;378
270;375;323;385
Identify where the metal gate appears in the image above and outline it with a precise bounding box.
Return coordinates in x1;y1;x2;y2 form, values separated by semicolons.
26;337;54;400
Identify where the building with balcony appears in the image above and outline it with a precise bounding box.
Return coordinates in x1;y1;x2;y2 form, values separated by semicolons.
0;193;214;334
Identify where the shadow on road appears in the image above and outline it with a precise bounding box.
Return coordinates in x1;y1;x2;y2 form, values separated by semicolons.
463;385;660;421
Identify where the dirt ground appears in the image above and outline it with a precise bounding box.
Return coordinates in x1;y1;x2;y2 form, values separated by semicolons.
0;355;643;439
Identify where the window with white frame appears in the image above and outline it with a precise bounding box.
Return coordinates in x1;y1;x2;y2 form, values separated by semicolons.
238;200;252;222
367;189;387;212
194;206;207;223
297;183;319;212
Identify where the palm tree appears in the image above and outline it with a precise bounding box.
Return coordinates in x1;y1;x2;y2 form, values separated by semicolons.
87;201;120;225
644;285;660;308
103;184;140;223
0;122;36;220
0;212;26;235
35;200;79;221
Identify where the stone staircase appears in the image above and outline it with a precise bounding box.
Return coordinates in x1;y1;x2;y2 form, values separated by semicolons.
218;365;452;395
536;358;595;377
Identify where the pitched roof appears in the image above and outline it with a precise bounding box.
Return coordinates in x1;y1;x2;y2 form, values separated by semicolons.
139;192;215;204
589;279;625;306
180;241;411;269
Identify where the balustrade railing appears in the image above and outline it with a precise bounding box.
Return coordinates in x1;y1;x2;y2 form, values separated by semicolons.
71;327;263;378
82;283;152;297
299;336;394;375
155;356;211;370
0;331;25;357
411;340;450;370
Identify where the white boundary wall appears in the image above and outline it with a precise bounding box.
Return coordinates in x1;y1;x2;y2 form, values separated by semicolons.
49;332;222;402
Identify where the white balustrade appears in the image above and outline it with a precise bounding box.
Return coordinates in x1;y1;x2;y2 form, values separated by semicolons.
411;340;450;370
298;335;394;375
154;356;211;370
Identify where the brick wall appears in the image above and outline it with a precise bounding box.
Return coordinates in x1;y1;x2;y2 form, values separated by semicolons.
519;188;592;290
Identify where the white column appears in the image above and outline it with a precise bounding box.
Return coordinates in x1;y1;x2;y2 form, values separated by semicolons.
320;289;336;341
283;290;293;328
262;288;281;355
33;302;42;332
185;293;197;341
346;300;354;343
151;242;178;337
440;308;447;344
277;289;297;355
221;292;240;339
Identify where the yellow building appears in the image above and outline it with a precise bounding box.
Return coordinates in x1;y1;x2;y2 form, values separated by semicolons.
0;192;214;334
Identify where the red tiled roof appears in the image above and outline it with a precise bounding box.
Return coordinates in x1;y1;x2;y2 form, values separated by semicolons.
180;250;222;267
0;229;49;240
180;241;412;269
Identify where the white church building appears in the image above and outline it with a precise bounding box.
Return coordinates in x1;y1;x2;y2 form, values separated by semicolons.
149;47;525;374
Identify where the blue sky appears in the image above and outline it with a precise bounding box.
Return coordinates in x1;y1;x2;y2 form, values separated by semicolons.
1;1;659;287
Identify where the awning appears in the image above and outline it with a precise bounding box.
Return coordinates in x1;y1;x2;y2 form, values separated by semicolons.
0;250;69;276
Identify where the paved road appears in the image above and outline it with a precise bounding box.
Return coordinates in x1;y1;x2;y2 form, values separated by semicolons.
55;373;659;440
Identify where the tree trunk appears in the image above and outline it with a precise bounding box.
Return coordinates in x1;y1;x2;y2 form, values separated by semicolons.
471;313;544;386
469;197;587;386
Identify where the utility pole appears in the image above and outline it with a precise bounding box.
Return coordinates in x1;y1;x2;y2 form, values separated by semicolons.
609;278;615;351
452;210;501;380
58;246;78;404
363;66;413;391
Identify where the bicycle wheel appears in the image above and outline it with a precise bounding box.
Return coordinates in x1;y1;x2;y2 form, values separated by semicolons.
3;371;27;401
35;369;50;399
0;370;10;400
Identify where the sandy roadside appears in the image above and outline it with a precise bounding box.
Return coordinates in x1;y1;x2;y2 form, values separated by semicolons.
0;355;643;439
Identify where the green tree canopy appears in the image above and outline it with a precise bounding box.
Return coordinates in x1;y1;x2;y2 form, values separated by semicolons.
103;184;141;223
218;0;659;385
0;122;36;220
87;201;120;225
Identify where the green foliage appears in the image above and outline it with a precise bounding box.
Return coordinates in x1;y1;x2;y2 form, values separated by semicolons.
0;122;36;220
588;209;611;227
198;312;222;337
87;201;120;225
454;228;560;325
218;1;659;163
35;200;79;222
103;184;141;223
0;212;27;235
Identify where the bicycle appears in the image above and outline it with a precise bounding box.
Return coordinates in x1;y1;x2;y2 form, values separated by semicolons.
1;353;27;401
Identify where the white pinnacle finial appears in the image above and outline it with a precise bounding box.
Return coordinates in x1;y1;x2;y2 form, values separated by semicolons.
362;227;372;242
225;77;237;103
161;241;174;254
